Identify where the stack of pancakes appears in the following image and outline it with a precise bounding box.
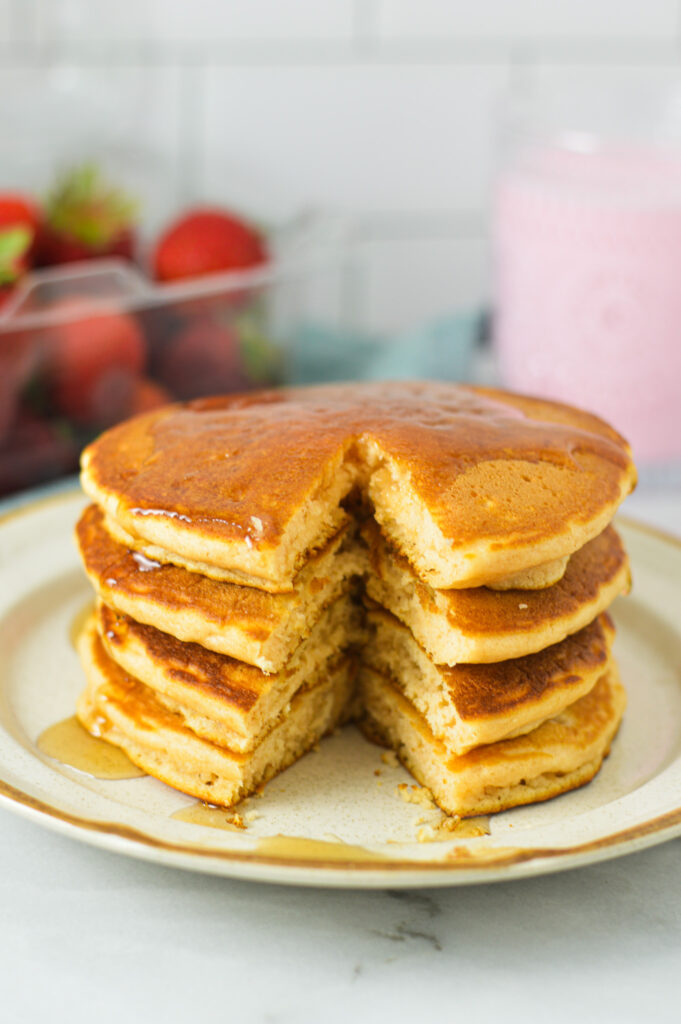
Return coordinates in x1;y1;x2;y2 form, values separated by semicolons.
74;382;636;818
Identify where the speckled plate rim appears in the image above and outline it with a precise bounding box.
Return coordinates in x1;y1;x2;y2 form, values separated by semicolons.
0;485;681;889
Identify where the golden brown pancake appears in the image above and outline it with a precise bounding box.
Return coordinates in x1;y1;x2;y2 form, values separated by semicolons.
362;606;614;754
104;511;571;592
362;521;629;665
102;509;351;591
81;382;636;591
97;598;363;753
76;504;363;673
77;616;356;808
74;381;635;817
360;665;626;817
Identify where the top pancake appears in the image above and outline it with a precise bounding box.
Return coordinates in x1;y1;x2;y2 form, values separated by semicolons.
81;381;636;591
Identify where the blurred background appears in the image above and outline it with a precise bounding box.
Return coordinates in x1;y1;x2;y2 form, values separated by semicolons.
1;0;681;495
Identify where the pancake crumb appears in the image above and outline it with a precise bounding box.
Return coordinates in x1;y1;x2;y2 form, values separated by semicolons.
397;782;437;808
418;815;490;842
381;750;399;767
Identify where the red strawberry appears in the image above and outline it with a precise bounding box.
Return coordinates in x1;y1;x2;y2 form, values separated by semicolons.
128;377;172;416
0;226;39;440
0;193;41;300
0;194;40;235
157;318;250;400
36;164;138;267
152;207;268;283
0;327;40;441
86;372;171;428
47;299;146;424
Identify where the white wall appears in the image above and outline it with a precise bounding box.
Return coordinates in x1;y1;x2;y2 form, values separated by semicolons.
2;0;680;332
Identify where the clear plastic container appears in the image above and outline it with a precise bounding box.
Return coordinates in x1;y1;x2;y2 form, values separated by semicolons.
0;213;350;497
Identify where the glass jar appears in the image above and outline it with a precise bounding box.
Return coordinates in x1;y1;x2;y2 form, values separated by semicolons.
493;73;681;471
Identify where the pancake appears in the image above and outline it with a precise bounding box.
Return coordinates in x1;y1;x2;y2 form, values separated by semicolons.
77;617;356;807
81;382;636;592
360;665;626;817
76;504;363;673
103;510;351;591
362;521;629;665
362;606;614;754
105;510;571;593
97;597;363;753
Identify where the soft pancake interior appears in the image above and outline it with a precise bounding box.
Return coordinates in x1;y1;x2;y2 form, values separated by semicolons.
79;501;629;675
76;504;363;673
103;508;352;592
362;520;629;665
98;596;364;753
77;616;357;808
361;607;614;754
105;509;571;593
359;665;626;817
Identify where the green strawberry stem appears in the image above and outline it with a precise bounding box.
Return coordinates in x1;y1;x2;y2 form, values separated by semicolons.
0;226;33;284
45;163;138;247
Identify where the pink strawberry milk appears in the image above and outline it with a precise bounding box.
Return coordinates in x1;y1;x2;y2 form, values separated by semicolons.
494;139;681;462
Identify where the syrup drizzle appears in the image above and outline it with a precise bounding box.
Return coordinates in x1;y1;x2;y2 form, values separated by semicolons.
255;834;388;862
171;802;247;832
37;716;146;780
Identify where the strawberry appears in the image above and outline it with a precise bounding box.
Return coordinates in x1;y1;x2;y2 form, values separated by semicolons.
37;164;138;267
127;377;172;417
152;207;268;283
0;194;40;235
157;318;250;400
0;225;35;309
85;371;171;428
46;299;146;424
0;194;40;303
0;326;40;440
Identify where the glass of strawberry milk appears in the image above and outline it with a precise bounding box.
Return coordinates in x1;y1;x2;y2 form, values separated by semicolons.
493;80;681;466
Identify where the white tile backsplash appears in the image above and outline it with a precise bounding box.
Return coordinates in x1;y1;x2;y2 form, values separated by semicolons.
199;64;508;220
517;63;681;139
376;0;680;41
39;0;355;47
0;1;13;44
0;1;32;52
0;64;183;231
351;235;489;332
3;0;681;328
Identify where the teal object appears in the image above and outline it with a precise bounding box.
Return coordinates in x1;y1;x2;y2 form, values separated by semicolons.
286;313;480;385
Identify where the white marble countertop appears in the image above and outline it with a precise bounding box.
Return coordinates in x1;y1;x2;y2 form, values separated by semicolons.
1;482;680;1024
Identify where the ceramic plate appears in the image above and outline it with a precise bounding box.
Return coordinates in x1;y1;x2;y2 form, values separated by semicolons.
0;488;680;888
